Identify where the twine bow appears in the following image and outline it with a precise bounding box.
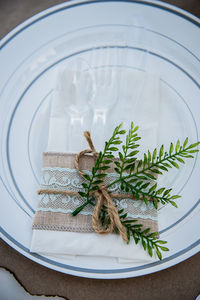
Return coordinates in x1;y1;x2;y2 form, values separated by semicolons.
75;131;128;242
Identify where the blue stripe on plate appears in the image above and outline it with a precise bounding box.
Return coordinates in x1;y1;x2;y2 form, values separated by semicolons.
0;225;200;274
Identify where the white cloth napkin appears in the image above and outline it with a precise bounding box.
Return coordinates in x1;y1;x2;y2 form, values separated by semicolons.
31;67;161;263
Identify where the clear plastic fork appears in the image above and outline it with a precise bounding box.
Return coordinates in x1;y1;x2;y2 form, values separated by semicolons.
58;57;95;152
88;46;120;150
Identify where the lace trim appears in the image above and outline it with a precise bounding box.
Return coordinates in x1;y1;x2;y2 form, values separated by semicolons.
37;206;157;221
40;167;122;193
37;192;157;221
37;166;157;221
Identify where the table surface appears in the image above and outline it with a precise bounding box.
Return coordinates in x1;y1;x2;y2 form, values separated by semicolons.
0;0;200;299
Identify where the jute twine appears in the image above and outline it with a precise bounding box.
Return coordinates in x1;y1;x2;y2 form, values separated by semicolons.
74;131;128;242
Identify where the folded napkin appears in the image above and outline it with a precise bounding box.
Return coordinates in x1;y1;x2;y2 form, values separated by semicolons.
31;67;161;263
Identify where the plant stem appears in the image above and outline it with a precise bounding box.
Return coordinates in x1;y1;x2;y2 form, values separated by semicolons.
107;144;195;190
72;199;92;216
71;124;124;216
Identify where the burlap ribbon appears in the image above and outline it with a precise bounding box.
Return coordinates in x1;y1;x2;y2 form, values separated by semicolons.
38;131;159;242
38;131;128;242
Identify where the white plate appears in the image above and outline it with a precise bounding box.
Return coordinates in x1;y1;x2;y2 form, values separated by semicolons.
0;0;200;279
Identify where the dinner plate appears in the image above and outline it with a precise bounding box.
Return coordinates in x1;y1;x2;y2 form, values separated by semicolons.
0;0;200;279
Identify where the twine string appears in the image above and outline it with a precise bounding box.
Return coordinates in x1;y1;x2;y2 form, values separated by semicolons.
74;131;128;242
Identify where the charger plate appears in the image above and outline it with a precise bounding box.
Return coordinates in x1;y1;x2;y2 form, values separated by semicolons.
0;0;200;279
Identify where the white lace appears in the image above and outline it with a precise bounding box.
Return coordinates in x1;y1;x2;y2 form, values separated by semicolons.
37;167;157;221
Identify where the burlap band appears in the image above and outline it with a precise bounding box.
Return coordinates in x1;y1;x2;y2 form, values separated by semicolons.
33;211;158;233
32;151;158;234
43;151;122;173
33;211;94;232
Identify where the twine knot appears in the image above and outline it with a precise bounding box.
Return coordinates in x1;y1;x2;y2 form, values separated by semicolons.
75;131;128;243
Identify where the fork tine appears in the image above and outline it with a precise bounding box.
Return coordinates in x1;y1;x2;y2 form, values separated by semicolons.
90;46;98;84
97;48;103;84
111;45;118;77
103;46;110;85
90;45;96;69
108;46;114;85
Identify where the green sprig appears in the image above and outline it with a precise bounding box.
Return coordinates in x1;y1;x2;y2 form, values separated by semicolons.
120;217;169;260
72;123;126;216
107;133;200;209
100;207;169;260
72;122;199;258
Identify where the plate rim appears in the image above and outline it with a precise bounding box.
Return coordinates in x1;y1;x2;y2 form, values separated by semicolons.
0;0;200;279
0;0;199;49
